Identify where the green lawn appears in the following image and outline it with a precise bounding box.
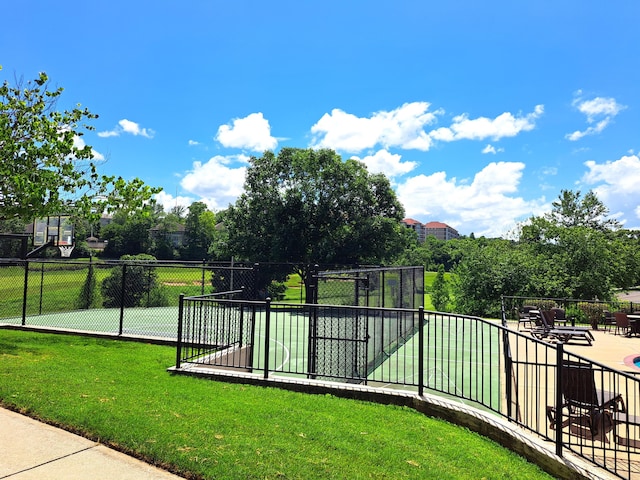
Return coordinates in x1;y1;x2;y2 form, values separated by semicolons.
0;330;552;479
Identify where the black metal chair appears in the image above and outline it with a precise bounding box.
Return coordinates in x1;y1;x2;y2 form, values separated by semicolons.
601;310;615;332
516;305;537;330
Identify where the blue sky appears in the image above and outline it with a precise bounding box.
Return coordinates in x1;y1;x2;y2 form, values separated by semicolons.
3;1;640;237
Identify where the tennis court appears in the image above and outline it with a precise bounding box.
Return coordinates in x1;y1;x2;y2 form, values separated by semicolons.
0;307;182;339
180;304;502;410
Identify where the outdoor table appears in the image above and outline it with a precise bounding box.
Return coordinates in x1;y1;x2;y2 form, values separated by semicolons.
627;314;640;336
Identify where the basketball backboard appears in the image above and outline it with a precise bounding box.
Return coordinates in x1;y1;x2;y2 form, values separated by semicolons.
33;215;74;247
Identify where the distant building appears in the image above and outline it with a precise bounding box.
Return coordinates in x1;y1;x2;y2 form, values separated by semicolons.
401;219;460;242
424;221;460;241
149;223;186;247
401;218;426;242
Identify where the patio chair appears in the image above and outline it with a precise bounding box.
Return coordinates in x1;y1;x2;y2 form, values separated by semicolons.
547;360;625;437
601;310;615;332
550;307;573;327
614;312;630;336
515;305;537;330
531;310;594;345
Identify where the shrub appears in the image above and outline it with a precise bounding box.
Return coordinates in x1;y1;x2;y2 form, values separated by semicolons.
141;285;170;307
267;280;286;301
577;302;607;328
431;265;450;312
76;261;97;309
101;254;160;308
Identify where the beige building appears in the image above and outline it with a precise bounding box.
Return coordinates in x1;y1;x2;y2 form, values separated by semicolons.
401;219;460;241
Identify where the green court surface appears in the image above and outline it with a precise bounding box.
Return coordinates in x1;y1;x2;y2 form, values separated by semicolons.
0;307;181;339
247;309;502;410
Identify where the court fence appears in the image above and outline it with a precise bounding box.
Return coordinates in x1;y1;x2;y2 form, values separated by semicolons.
0;258;257;337
309;265;424;309
0;258;423;339
173;291;640;479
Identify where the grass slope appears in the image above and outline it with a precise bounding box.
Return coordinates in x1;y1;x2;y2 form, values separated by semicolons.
0;330;551;479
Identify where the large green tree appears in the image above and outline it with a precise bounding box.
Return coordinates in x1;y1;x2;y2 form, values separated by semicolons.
181;201;216;260
101;207;159;258
0;67;159;222
519;189;621;300
224;148;407;294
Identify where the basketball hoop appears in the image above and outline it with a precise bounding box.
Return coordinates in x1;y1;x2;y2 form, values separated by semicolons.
59;245;75;258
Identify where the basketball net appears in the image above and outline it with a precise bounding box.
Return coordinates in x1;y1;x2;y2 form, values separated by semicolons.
59;245;75;258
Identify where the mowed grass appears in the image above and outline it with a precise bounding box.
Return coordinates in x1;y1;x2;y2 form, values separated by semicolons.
0;330;552;480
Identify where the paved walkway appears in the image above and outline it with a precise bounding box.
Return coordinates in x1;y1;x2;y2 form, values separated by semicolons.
0;407;182;479
558;323;640;372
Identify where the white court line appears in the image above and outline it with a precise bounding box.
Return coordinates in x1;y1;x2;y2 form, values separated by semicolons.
257;334;290;372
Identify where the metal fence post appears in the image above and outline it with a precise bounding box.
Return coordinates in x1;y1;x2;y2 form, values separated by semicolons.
263;297;271;379
21;260;29;326
176;294;184;369
39;263;45;315
555;342;564;457
201;259;206;295
119;263;126;335
418;306;424;396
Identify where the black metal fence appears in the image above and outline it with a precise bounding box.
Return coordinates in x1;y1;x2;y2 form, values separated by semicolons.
0;258;256;338
175;293;640;479
176;294;500;408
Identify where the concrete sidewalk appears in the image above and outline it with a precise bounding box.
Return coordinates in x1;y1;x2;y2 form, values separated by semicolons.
0;408;182;479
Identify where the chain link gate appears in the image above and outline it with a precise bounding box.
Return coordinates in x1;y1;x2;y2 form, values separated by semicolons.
307;266;424;383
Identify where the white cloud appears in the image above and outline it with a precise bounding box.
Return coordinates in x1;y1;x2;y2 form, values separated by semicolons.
482;144;504;155
179;155;249;211
577;96;625;122
350;149;417;178
581;154;640;227
73;135;104;161
98;119;155;139
215;113;277;152
154;191;196;211
430;105;544;142
310;102;440;153
397;162;548;237
566;95;626;141
188;139;200;146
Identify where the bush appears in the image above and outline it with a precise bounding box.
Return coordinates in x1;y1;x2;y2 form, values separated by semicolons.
141;285;170;307
565;306;587;324
267;280;286;301
75;261;97;309
536;299;556;311
577;302;607;328
101;254;160;308
431;265;450;312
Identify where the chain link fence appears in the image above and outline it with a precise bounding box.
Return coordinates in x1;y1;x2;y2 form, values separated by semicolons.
0;259;256;339
312;265;424;309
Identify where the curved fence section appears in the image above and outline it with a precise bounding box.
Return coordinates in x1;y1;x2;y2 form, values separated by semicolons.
174;294;640;479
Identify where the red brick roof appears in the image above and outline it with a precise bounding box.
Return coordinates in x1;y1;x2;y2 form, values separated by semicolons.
402;218;422;225
425;221;449;229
